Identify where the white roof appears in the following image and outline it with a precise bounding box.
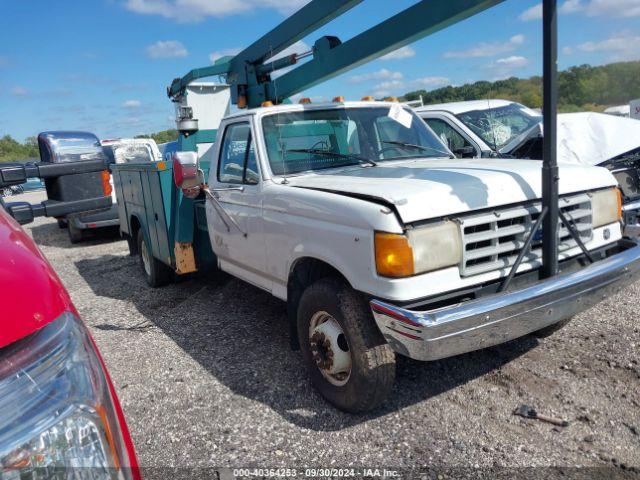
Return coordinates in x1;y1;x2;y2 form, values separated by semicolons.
603;105;630;116
225;100;401;120
415;99;515;115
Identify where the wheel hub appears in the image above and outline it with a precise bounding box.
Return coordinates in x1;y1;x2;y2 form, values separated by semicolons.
309;313;351;386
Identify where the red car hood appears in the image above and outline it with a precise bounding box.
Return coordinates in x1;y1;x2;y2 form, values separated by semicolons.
0;208;75;348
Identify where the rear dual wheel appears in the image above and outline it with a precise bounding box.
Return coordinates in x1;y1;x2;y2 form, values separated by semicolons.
297;278;396;413
137;229;173;288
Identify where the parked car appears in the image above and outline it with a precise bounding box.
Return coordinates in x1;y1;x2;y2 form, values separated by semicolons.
38;131;120;243
101;138;162;164
22;176;46;191
415;100;640;236
1;185;23;197
0;201;139;477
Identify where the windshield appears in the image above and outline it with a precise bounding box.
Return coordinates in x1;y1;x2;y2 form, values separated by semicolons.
261;106;450;175
456;103;542;150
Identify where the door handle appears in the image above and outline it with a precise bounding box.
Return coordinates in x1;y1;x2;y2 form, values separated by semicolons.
209;186;244;193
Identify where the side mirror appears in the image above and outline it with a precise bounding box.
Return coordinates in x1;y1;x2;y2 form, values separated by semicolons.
453;146;476;158
172;151;202;198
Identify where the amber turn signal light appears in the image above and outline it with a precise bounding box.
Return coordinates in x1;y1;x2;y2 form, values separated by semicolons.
375;232;414;278
100;170;112;197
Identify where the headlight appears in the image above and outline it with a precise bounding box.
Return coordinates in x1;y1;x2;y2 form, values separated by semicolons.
375;221;462;278
591;188;622;228
0;313;136;479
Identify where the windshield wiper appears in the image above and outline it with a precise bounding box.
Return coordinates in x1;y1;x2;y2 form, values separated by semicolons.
381;140;454;159
285;148;377;167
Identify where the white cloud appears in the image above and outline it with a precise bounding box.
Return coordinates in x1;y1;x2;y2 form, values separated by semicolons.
123;99;142;108
146;40;188;59
573;31;640;61
209;47;242;63
349;69;403;84
11;86;28;97
370;76;449;98
559;0;584;13
562;0;640;16
444;35;525;59
485;56;529;79
522;0;640;20
124;0;309;22
413;76;450;88
380;46;416;61
519;4;542;21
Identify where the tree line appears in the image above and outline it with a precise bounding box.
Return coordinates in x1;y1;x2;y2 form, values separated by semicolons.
402;61;640;112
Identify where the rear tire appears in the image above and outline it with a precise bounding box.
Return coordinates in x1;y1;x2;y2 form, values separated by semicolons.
57;219;68;229
137;229;173;287
532;317;572;338
297;278;396;413
68;223;83;244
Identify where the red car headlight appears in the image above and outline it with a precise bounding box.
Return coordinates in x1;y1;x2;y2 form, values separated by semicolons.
0;312;136;478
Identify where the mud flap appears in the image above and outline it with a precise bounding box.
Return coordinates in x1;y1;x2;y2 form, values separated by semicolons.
174;242;197;274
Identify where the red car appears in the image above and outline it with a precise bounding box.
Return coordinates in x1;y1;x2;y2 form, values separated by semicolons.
0;206;140;478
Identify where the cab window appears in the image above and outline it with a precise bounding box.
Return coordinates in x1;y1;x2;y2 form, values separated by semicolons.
218;123;258;184
424;118;475;158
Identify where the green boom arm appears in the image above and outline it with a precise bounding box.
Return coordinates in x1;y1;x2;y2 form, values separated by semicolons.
168;0;505;108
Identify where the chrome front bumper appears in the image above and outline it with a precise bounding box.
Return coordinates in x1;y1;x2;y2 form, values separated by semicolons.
370;243;640;361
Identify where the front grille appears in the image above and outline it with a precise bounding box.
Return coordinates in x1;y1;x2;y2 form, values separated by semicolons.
459;193;593;277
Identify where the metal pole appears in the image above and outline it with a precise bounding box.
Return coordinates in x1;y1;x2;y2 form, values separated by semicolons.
541;0;559;278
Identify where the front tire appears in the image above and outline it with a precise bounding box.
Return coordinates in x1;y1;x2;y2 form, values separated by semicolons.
137;229;173;287
297;278;396;413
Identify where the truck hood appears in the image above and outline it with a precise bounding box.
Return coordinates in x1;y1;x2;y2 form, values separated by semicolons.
286;158;616;223
500;112;640;166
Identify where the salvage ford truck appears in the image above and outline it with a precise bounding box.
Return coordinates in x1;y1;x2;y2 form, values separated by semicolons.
113;97;640;412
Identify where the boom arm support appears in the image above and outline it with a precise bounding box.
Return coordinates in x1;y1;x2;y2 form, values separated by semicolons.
267;0;505;103
168;0;505;108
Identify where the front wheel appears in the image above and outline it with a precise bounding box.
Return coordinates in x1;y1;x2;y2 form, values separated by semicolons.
297;278;396;413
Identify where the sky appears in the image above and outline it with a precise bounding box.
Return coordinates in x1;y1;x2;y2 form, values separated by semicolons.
1;0;639;141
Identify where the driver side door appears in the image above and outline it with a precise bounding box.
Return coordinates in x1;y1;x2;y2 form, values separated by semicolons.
206;120;270;291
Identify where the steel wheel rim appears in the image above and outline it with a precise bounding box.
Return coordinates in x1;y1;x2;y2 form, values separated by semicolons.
309;311;352;387
140;237;151;277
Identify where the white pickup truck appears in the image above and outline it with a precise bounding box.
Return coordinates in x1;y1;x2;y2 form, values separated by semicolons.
115;97;640;412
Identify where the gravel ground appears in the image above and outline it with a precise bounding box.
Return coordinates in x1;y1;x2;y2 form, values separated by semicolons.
15;191;640;477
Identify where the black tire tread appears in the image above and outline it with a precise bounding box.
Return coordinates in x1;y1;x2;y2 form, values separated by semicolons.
298;277;395;412
137;229;173;287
